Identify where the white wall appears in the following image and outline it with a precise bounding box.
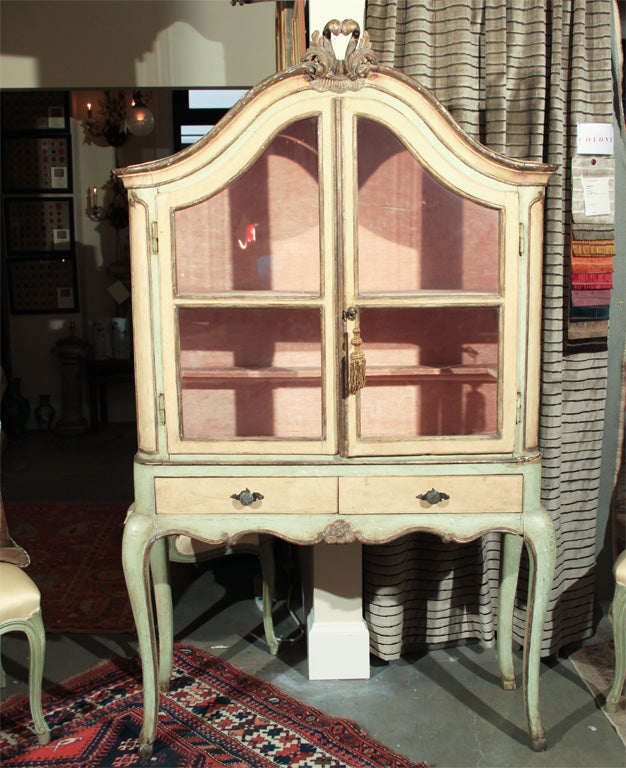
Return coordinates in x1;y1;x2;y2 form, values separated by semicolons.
308;0;365;42
0;1;276;88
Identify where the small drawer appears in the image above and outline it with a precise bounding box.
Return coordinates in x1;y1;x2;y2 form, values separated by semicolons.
339;475;523;514
155;476;338;515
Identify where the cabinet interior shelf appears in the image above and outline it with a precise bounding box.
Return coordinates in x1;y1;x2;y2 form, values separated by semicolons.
182;367;321;381
368;366;496;382
181;365;496;384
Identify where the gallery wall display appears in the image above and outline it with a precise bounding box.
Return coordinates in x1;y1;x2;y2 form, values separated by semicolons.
1;91;78;314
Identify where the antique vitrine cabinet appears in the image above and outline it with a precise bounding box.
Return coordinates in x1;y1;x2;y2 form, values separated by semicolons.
118;21;556;757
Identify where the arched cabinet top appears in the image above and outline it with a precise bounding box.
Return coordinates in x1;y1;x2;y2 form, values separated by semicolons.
116;19;555;194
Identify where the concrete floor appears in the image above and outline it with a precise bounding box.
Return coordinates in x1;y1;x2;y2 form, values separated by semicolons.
1;425;624;768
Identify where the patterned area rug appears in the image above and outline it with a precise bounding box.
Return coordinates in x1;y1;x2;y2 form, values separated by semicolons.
0;644;429;767
570;640;625;745
3;501;134;633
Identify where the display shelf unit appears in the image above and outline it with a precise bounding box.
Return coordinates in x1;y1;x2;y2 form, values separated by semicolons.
117;21;556;757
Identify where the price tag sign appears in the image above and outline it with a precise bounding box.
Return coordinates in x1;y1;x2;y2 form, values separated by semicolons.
571;156;615;223
581;176;611;217
577;123;614;155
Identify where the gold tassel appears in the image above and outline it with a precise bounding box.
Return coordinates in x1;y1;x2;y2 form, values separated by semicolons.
348;325;367;394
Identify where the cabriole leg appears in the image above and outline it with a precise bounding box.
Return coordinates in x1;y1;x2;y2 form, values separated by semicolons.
522;507;556;751
150;537;173;690
605;581;626;713
122;508;158;758
498;532;523;690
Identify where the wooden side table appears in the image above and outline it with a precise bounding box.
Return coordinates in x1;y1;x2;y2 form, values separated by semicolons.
86;358;134;429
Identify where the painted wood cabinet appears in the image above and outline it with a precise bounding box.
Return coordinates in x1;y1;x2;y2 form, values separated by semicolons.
118;21;556;757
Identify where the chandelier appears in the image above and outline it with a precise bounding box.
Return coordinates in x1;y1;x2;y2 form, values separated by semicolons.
85;90;154;146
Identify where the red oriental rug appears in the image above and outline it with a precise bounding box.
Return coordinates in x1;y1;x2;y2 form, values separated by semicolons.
3;501;134;634
0;644;430;768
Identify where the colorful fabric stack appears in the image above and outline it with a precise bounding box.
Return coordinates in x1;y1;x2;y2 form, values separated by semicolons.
569;236;614;346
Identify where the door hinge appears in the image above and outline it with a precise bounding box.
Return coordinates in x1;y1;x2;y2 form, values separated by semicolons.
516;392;522;424
158;393;166;425
151;222;159;254
519;223;526;257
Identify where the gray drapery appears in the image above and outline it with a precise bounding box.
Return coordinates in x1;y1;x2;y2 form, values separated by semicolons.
362;0;617;658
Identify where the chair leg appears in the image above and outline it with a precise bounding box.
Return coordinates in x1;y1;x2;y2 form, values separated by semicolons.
605;582;626;713
24;610;50;745
258;536;279;655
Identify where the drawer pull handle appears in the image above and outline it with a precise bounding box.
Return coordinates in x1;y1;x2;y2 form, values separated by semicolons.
416;488;450;505
231;488;264;506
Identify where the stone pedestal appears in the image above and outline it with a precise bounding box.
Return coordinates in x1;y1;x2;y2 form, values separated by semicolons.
305;543;371;680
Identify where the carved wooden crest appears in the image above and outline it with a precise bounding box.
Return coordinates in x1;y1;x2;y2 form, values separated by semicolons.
299;19;378;92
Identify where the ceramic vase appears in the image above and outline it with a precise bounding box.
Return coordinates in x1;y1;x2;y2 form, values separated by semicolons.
1;377;30;435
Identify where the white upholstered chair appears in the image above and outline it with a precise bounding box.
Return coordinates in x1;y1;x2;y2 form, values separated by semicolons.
0;561;50;744
149;532;280;691
169;533;279;655
605;549;626;713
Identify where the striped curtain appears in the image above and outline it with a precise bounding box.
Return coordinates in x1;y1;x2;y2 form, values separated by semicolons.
363;0;616;658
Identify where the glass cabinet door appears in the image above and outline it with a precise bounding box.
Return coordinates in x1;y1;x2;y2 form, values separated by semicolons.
162;117;337;454
345;118;515;456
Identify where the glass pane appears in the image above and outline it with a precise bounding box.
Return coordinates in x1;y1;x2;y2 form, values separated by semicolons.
174;118;320;294
357;120;500;294
178;307;323;439
358;307;499;438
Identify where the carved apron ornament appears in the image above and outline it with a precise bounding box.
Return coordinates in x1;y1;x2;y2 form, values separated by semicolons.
318;519;359;544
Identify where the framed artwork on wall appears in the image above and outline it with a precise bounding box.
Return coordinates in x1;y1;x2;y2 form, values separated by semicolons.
4;197;74;255
1;91;70;133
2;135;72;193
7;256;79;314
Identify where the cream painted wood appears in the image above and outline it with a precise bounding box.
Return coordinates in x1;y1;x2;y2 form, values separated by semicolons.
117;20;556;758
338;474;523;514
155;477;339;515
127;197;158;455
524;195;547;451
